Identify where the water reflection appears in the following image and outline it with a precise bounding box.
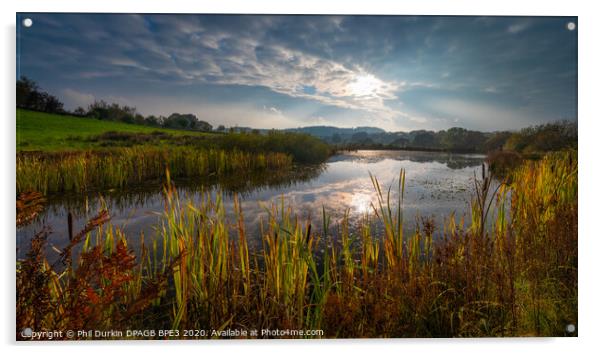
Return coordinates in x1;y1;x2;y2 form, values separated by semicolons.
17;150;487;258
330;150;485;169
41;165;326;216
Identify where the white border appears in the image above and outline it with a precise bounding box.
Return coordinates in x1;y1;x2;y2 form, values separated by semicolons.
2;1;600;353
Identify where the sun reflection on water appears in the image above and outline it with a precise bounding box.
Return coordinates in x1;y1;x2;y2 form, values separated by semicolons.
350;192;373;214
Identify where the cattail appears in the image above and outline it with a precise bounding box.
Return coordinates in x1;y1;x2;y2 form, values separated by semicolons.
482;162;486;180
67;211;73;240
305;223;312;244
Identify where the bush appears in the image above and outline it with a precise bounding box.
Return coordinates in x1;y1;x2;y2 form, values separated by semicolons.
486;150;523;178
504;121;577;154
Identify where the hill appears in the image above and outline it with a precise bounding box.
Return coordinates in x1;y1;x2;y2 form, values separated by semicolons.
284;126;386;137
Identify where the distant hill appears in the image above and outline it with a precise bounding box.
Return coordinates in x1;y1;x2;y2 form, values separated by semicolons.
229;125;387;138
284;126;386;137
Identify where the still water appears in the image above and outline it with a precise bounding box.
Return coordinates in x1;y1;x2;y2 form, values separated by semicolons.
17;150;487;257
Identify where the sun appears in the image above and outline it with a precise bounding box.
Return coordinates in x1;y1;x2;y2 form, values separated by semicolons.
348;74;381;98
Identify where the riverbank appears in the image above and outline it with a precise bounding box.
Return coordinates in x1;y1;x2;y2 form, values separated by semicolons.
17;109;333;195
17;110;332;162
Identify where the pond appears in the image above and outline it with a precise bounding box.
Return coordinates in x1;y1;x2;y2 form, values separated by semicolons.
17;150;488;258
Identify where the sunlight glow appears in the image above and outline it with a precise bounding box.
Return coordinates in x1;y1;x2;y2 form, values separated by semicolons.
351;192;373;214
347;74;382;98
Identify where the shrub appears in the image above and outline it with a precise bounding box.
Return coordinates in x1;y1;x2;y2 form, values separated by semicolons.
486;150;523;178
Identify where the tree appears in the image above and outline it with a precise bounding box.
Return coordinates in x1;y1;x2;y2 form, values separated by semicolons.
163;113;212;131
85;100;139;123
134;114;146;125
197;120;213;132
483;131;512;152
87;100;110;120
390;137;409;148
16;76;38;108
73;106;86;117
16;76;64;114
351;132;369;143
412;131;436;148
331;133;342;144
435;127;487;152
145;115;161;127
503;121;577;153
216;125;226;132
42;94;64;113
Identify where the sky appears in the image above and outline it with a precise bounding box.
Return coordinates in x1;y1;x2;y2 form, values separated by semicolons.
16;14;577;132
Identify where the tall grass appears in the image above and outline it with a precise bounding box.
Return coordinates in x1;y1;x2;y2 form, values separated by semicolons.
87;129;334;165
17;146;293;195
16;151;577;339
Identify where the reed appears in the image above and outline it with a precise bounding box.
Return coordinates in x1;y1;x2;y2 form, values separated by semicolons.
16;150;577;338
16;146;293;195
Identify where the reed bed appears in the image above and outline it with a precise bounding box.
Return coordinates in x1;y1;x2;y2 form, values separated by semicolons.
16;150;577;339
16;146;293;195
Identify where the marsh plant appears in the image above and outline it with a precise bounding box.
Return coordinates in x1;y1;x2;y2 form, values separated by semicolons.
16;146;293;195
16;151;577;338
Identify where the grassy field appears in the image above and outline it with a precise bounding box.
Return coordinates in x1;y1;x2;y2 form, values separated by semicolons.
17;109;209;151
16;110;332;196
17;109;332;166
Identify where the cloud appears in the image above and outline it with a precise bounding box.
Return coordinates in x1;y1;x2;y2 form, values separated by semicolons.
189;40;404;120
23;14;423;128
109;57;149;70
267;106;282;115
19;14;577;131
61;89;95;109
60;88;136;111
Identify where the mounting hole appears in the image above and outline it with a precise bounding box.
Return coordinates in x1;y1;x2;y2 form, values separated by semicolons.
566;323;576;333
22;18;33;28
567;22;576;31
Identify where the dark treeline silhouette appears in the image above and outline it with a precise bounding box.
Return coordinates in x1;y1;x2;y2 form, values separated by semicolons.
333;123;577;155
83;101;213;132
333;122;576;154
17;77;64;114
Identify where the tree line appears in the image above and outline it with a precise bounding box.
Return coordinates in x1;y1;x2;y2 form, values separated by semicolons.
17;77;214;132
16;77;64;113
335;122;576;154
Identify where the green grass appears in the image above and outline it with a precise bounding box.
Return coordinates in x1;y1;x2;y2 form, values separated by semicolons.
17;109;210;151
16;109;332;164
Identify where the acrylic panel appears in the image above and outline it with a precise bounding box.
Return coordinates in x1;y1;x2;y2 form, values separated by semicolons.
16;13;578;340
